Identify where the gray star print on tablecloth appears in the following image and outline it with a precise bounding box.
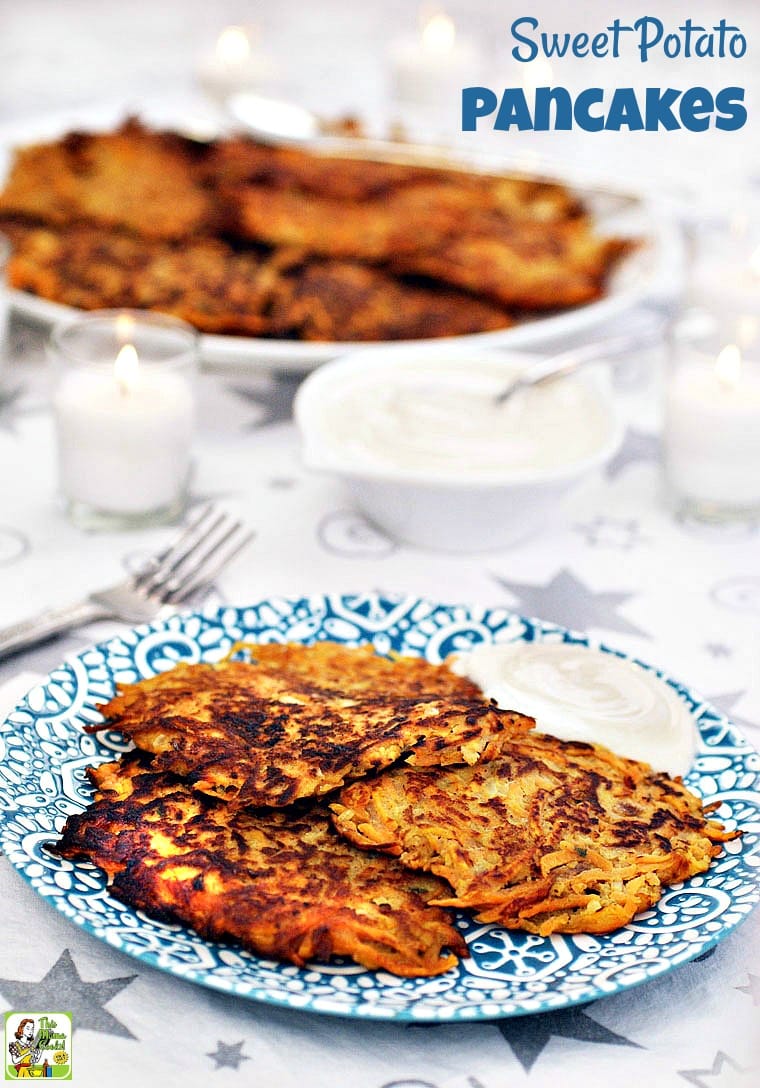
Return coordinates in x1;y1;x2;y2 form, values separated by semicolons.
735;974;760;1005
207;1039;250;1070
492;568;649;638
0;384;25;436
10;321;47;364
227;373;303;430
679;1051;750;1087
494;1003;641;1072
0;949;137;1038
604;427;660;478
707;692;758;733
574;516;646;550
704;643;732;659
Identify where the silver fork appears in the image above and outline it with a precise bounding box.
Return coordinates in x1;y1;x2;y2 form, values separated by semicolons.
0;505;254;660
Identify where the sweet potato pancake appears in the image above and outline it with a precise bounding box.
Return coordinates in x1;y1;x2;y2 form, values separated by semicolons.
0;121;213;240
102;641;483;711
204;137;581;220
228;183;621;308
0;224;279;335
332;732;736;936
267;261;514;340
236;640;486;699
0;119;631;339
198;132;622;315
92;647;533;807
202;136;437;199
229;181;501;260
54;755;466;976
391;224;631;310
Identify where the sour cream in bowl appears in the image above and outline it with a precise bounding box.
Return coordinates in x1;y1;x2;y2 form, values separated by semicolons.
294;346;622;551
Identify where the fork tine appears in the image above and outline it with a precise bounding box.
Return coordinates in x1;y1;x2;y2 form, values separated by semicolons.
162;517;242;595
164;526;255;603
135;505;228;595
133;503;214;586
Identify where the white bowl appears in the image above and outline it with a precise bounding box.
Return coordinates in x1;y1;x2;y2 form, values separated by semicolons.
294;346;623;552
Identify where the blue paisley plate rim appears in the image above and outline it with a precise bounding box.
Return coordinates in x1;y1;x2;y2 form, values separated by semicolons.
0;593;758;1023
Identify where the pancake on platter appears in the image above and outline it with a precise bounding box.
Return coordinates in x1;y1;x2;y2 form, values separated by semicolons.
53;755;467;977
202;135;581;220
90;644;534;808
0;223;279;336
332;732;737;936
0;120;214;240
228;183;623;309
264;259;514;341
389;224;631;310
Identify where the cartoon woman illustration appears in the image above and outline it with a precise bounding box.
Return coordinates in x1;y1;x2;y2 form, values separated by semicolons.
7;1018;42;1078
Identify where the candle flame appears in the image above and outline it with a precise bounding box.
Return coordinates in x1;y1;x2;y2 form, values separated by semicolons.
729;211;749;240
715;343;742;388
737;315;758;348
749;245;760;278
216;25;252;65
421;11;456;53
115;343;139;395
115;312;135;343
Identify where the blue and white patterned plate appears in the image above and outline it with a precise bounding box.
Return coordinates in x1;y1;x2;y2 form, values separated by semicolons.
1;594;758;1022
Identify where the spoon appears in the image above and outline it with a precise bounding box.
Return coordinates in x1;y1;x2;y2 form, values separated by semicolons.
494;310;668;406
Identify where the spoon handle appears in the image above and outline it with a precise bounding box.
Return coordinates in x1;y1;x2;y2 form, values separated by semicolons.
495;312;666;405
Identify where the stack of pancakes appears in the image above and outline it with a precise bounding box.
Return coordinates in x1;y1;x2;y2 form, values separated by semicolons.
54;642;734;977
0;120;631;341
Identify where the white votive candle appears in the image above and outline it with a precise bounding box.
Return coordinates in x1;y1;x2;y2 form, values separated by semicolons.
665;340;760;516
197;24;277;104
390;10;480;110
51;312;197;529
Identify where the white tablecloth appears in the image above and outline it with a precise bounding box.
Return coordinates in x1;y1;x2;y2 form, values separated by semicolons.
1;2;759;1084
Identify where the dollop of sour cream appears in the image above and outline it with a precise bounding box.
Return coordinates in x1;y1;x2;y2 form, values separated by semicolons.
452;642;696;777
315;358;615;479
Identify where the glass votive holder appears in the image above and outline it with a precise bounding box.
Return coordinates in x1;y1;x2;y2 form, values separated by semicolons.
687;203;760;317
50;310;198;530
664;310;760;522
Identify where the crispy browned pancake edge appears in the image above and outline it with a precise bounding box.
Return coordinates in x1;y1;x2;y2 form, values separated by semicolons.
54;755;467;976
91;647;534;808
332;732;736;936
